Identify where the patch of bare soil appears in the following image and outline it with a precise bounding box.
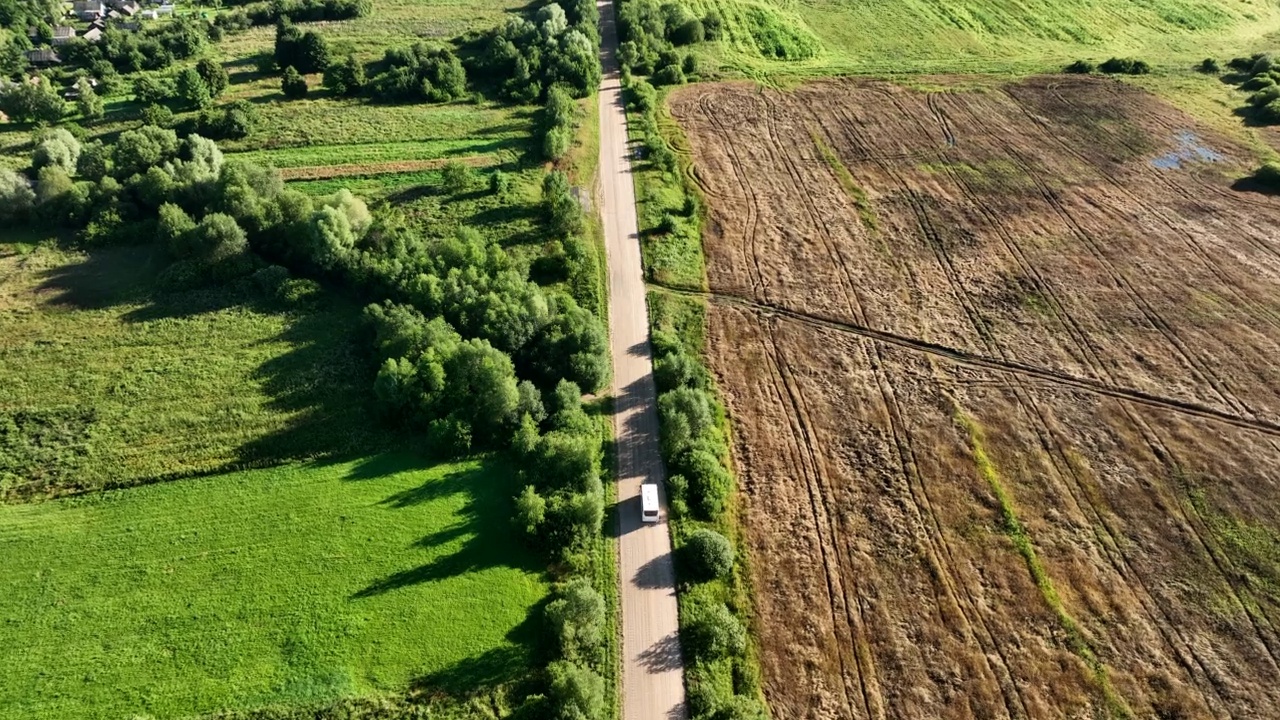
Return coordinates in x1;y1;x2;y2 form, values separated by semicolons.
673;76;1280;719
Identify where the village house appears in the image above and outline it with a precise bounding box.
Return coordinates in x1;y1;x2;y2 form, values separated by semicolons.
71;1;106;21
82;26;103;42
51;26;76;45
24;48;61;66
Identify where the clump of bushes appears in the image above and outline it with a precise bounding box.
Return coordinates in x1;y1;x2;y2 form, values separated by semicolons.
470;0;601;102
1064;59;1094;74
1221;51;1280;125
681;528;735;581
368;43;467;103
617;0;706;82
1199;58;1220;73
1099;57;1151;75
542;85;582;161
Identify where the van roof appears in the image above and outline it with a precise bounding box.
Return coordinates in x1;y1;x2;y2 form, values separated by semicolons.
641;483;659;506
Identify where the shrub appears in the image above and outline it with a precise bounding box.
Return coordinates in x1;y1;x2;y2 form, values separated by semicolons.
655;349;706;392
489;170;511;196
441;161;475;193
1099;57;1149;75
427;416;473;456
1064;59;1094;74
282;65;309;99
712;696;769;720
1242;75;1275;91
654;62;686;86
1259;98;1280;124
544;578;606;660
546;660;605;720
1249;86;1280;107
681;528;735;581
682;603;746;662
1254;162;1280;189
1199;58;1220;73
76;141;111;181
1253;54;1275;75
323;54;366;96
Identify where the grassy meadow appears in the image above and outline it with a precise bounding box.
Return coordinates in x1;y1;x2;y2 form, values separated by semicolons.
0;453;546;720
678;0;1280;78
0;238;383;501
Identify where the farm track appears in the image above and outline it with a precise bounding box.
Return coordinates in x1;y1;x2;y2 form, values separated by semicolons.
670;76;1280;719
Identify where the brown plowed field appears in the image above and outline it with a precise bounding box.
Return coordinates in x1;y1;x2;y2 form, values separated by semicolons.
670;77;1280;719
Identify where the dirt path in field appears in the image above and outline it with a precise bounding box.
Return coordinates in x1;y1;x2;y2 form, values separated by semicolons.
597;1;688;719
671;77;1280;719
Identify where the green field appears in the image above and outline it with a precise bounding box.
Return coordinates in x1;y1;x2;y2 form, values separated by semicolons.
0;453;546;720
681;0;1280;78
0;239;382;500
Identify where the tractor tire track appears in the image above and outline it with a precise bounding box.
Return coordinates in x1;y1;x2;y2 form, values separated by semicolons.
757;314;873;720
764;89;1028;720
923;91;1237;715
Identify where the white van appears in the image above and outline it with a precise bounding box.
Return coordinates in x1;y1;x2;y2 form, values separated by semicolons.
641;483;661;523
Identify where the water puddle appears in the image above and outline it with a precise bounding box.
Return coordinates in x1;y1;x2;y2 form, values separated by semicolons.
1151;131;1224;170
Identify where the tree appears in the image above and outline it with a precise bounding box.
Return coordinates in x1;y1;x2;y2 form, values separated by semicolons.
157;202;197;255
298;30;330;73
32;129;81;175
0;169;35;223
75;77;104;121
196;57;230;97
711;697;769;720
0;77;65;123
440;339;520;442
176;67;212;109
133;75;172;105
681;528;735;581
113;125;180;178
76;140;111;181
514;484;547;537
190;212;248;262
544;578;606;660
545;661;605;720
323;54;366;95
281;65;308;99
683;603;746;662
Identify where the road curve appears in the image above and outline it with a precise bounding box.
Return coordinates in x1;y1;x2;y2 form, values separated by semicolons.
596;1;689;719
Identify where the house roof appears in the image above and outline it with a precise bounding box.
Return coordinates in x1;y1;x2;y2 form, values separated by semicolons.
24;48;61;63
83;27;102;41
53;26;76;37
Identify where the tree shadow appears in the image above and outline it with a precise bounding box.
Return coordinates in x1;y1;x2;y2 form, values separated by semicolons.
350;462;544;599
638;631;685;673
633;553;676;590
411;602;549;695
35;242;391;470
1231;176;1280;196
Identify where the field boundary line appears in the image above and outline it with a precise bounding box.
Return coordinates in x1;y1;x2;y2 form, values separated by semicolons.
652;283;1280;439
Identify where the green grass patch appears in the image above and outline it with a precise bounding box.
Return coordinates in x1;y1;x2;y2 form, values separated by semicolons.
629;93;706;290
808;126;877;232
0;240;381;501
955;411;1132;719
683;0;1280;79
0;453;547;720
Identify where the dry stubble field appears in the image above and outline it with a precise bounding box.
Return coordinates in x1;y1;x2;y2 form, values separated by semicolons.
669;77;1280;718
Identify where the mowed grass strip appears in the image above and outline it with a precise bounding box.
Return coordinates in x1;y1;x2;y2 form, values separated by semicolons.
0;241;380;499
0;453;546;720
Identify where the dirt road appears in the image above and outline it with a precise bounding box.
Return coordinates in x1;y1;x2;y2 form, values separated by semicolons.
596;1;688;719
